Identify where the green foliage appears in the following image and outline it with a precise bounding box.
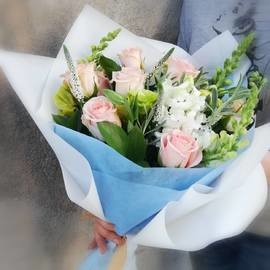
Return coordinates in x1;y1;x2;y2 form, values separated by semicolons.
207;76;251;127
55;31;264;168
97;121;128;156
234;71;266;137
128;90;158;115
210;33;255;92
202;131;239;165
53;110;82;131
145;48;175;88
97;122;147;165
53;84;85;132
210;85;218;111
54;84;77;116
128;94;139;123
104;89;138;123
194;68;209;89
83;29;121;63
104;89;158;131
104;89;126;105
141;79;164;136
203;71;266;165
99;55;121;79
127;126;147;163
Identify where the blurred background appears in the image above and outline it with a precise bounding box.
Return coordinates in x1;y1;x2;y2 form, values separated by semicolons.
0;0;183;269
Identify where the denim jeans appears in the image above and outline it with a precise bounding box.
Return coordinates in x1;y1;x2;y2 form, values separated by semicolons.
190;233;270;270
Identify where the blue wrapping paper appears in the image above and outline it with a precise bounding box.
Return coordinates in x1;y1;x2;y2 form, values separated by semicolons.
79;244;116;270
54;124;228;235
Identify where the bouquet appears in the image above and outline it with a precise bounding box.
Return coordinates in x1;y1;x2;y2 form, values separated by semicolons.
54;29;264;169
1;6;270;270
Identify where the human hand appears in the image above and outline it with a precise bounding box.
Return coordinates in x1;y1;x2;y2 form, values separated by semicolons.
89;216;126;254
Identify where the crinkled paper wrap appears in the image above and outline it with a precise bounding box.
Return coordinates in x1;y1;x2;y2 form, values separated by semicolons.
1;6;270;264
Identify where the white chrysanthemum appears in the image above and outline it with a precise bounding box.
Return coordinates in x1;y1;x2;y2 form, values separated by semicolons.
155;76;211;149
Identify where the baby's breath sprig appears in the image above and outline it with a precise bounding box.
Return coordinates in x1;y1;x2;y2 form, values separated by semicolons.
210;33;255;95
82;28;121;63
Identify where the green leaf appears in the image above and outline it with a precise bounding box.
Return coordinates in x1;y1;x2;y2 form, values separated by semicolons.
211;86;218;110
104;89;125;105
127;126;147;163
124;100;135;122
157;48;175;68
97;122;147;165
142;94;160;134
52;110;81;131
129;94;139;122
137;160;150;167
127;121;134;133
99;55;121;78
97;122;128;156
54;84;77;116
146;48;175;86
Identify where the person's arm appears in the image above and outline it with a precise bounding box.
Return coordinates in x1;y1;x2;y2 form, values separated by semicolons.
89;216;125;254
262;152;270;183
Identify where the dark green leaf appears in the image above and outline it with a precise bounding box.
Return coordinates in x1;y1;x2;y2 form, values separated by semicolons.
52;110;81;131
129;94;139;122
146;48;175;83
211;86;218;110
144;121;165;136
104;89;125;105
142;98;159;134
127;126;146;163
124;100;135;122
97;122;128;156
127;121;134;133
137;160;150;167
99;55;121;78
160;48;175;64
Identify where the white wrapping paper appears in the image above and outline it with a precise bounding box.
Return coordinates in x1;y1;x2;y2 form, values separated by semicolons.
1;6;270;259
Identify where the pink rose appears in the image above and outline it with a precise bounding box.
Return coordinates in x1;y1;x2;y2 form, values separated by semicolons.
119;48;143;69
167;57;199;81
159;130;202;168
81;96;121;140
112;67;145;96
64;63;110;98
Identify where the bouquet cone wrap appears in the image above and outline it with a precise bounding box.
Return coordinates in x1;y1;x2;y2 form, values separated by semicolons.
1;5;270;270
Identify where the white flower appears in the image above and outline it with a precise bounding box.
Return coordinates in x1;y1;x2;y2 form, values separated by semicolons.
155;76;211;149
192;127;213;149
